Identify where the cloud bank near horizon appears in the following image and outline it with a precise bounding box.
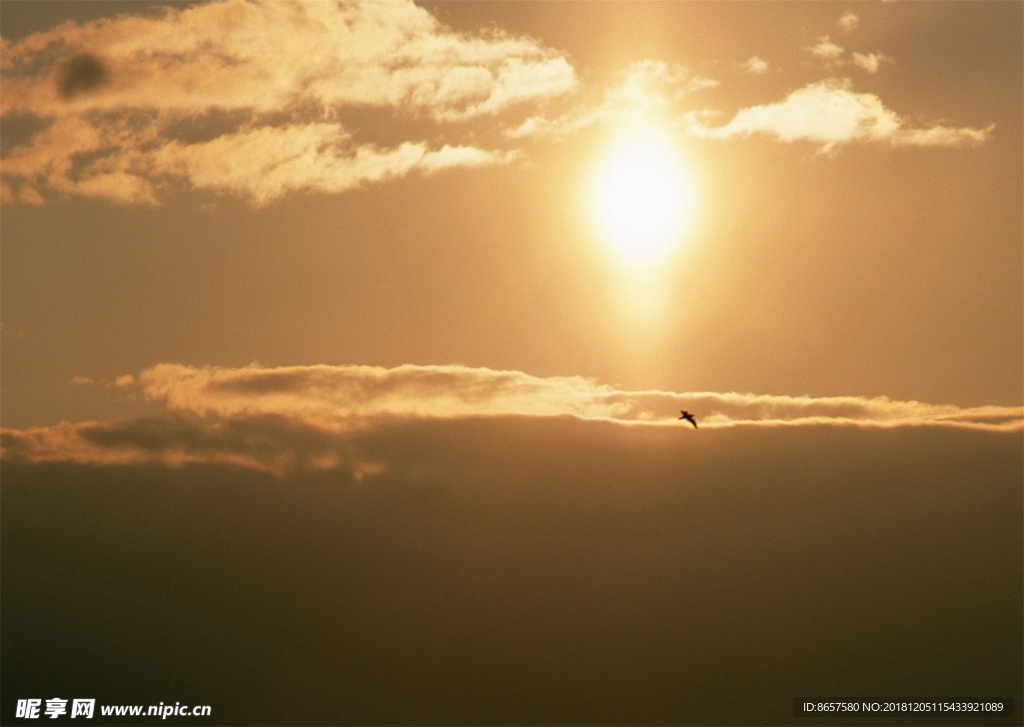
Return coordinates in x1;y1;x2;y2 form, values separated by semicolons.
3;362;1020;475
4;398;1018;726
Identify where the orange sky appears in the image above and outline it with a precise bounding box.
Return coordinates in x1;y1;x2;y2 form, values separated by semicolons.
1;0;1020;432
1;4;1021;723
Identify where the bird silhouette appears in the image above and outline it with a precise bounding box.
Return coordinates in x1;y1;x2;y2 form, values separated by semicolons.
679;410;698;428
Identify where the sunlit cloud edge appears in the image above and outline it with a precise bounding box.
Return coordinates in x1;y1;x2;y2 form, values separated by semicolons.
3;362;1020;476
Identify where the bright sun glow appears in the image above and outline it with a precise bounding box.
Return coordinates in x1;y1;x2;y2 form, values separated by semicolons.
592;124;695;267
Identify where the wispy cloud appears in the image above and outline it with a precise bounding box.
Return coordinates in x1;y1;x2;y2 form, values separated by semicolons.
739;56;770;75
605;60;719;106
808;22;891;76
689;79;994;154
2;3;996;199
0;0;574;205
507;60;716;139
149;124;515;205
0;417;357;474
132;362;1024;432
850;51;893;74
837;11;860;33
68;373;137;388
135;362;637;426
4;363;1019;475
810;36;845;61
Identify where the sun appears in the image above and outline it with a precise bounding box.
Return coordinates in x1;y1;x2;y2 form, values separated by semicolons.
591;123;695;267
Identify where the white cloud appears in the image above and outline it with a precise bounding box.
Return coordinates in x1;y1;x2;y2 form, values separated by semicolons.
131;362;1022;432
0;0;574;204
0;0;576;120
507;60;717;139
838;11;860;33
740;56;770;75
4;362;1020;474
851;51;893;74
135;362;638;426
606;60;719;106
810;36;845;60
688;79;994;154
149;123;515;205
69;373;138;388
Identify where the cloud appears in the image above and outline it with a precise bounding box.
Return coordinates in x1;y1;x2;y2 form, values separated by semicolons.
851;51;893;74
604;60;719;107
739;56;770;75
807;25;891;76
68;373;137;388
0;0;576;120
3;362;1020;475
150;124;516;205
507;60;717;139
134;362;638;426
810;36;845;60
134;362;1022;432
0;417;359;474
688;78;994;153
55;53;108;99
5;418;1019;725
0;0;575;204
837;11;860;33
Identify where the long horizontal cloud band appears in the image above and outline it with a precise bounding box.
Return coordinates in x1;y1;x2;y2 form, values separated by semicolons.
2;363;1020;474
135;362;1023;431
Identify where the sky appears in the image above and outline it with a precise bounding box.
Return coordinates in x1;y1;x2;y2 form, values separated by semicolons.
1;1;1022;725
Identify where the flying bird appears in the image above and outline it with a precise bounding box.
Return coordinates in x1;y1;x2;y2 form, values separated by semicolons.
679;410;698;428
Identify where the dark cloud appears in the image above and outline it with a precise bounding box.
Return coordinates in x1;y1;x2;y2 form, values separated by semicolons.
55;53;108;100
2;420;1021;724
0;413;375;476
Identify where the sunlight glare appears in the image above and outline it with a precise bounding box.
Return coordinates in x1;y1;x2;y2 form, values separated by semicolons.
591;124;695;267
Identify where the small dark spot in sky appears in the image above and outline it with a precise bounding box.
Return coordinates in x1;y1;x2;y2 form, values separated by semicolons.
56;53;108;99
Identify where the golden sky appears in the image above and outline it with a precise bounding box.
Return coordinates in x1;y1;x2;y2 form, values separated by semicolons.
1;0;1020;434
1;3;1022;723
